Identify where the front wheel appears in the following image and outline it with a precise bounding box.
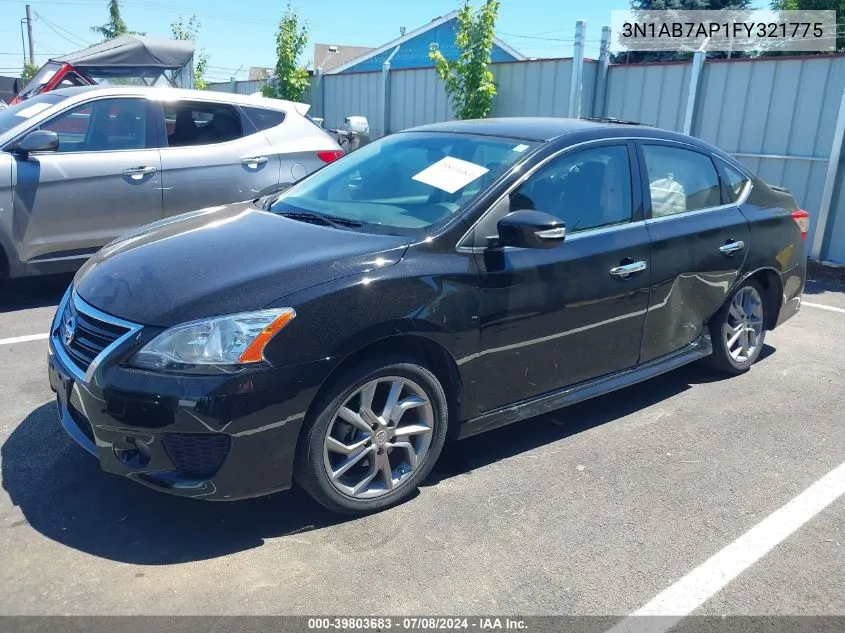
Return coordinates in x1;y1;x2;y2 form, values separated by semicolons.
707;279;767;375
294;357;449;515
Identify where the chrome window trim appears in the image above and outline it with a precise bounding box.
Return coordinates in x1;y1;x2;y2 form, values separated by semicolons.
643;174;753;225
456;219;647;254
51;287;143;385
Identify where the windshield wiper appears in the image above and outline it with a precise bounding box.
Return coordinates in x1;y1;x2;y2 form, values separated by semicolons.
278;210;362;229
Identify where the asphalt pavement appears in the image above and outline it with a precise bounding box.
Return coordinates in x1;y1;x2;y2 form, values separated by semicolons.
0;273;842;619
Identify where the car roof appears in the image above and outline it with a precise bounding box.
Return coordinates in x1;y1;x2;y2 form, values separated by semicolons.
404;117;689;143
47;85;301;113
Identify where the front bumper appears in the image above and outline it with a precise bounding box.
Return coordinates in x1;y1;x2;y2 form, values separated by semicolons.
47;308;335;501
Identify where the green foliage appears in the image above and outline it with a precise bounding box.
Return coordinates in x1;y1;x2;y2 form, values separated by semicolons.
171;15;209;90
429;0;500;120
771;0;845;52
21;61;38;82
91;0;143;40
262;3;310;102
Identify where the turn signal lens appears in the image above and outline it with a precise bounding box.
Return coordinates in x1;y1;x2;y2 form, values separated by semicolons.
791;209;809;240
237;310;296;363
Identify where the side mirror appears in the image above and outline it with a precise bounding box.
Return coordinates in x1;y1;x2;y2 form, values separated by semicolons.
496;209;566;249
15;129;59;156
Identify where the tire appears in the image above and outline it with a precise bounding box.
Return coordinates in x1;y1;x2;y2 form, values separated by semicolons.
707;278;768;375
294;356;449;515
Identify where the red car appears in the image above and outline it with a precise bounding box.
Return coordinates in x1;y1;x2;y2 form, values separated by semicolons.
12;34;194;104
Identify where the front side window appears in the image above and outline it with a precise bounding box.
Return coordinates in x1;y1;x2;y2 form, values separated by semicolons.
164;101;244;147
508;145;633;233
642;145;721;218
39;98;147;152
271;132;536;235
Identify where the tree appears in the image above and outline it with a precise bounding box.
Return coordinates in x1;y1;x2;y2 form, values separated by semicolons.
429;0;500;120
21;61;38;82
616;0;754;62
172;15;209;90
771;0;845;52
262;3;310;102
91;0;143;40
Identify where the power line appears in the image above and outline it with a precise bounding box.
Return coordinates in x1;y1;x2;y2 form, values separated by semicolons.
34;11;92;49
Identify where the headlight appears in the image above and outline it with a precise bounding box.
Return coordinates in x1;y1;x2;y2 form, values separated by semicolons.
130;308;295;372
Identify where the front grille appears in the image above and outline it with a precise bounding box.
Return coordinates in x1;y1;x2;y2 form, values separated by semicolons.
57;295;131;374
162;434;231;478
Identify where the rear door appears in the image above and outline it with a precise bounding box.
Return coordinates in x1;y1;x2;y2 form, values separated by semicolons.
638;141;751;362
156;99;280;216
12;96;162;263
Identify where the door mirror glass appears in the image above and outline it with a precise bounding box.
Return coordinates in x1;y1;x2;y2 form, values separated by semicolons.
496;209;565;249
16;129;59;154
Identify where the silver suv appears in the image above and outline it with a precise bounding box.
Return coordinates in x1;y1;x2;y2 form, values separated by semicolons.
0;86;342;278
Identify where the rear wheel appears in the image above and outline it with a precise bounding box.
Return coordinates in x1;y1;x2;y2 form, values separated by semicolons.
294;357;448;515
708;279;767;374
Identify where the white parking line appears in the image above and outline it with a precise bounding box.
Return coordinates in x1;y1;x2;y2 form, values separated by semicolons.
607;460;845;633
803;301;845;314
0;333;49;346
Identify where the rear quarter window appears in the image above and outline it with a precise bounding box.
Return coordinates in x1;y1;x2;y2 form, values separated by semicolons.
242;106;285;132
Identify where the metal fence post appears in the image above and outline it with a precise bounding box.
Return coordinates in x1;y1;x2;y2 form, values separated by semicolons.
568;20;586;118
811;86;845;260
315;67;325;120
380;47;400;138
592;25;611;119
683;47;706;136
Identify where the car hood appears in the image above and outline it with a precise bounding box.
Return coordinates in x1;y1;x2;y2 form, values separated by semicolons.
74;202;410;327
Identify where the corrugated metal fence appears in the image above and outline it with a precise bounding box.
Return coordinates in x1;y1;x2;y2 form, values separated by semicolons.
209;53;845;264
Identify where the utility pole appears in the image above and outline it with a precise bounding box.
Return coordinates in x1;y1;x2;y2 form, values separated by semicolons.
25;4;35;65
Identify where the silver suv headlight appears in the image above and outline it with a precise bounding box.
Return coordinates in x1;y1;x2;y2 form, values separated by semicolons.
130;308;295;372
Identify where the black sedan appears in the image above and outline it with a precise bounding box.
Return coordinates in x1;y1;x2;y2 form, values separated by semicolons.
48;118;807;514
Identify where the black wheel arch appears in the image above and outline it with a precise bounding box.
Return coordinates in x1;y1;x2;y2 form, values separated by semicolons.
736;267;784;330
306;332;464;440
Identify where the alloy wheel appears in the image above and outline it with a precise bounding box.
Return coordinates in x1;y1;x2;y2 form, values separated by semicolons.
724;286;764;363
323;376;434;499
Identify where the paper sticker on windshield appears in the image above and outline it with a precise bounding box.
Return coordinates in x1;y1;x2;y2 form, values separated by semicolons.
15;103;53;119
412;156;489;194
513;144;530;153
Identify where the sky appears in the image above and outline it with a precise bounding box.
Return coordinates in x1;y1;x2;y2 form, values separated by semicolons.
0;0;625;82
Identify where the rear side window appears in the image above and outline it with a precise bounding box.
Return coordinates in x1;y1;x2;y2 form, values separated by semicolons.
642;145;721;218
720;161;750;203
242;106;285;132
164;101;244;147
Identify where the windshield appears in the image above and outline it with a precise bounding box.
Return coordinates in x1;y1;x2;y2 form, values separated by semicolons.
271;132;537;236
0;93;67;135
17;62;62;100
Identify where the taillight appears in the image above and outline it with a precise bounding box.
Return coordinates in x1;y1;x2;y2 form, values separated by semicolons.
317;150;344;163
791;209;809;240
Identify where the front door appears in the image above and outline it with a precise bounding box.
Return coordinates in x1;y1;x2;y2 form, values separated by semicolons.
157;100;280;216
472;142;652;413
13;96;162;262
638;141;751;362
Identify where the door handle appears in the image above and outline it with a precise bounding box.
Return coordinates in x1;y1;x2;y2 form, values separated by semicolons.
609;260;648;278
122;166;157;179
242;156;269;167
719;240;746;256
